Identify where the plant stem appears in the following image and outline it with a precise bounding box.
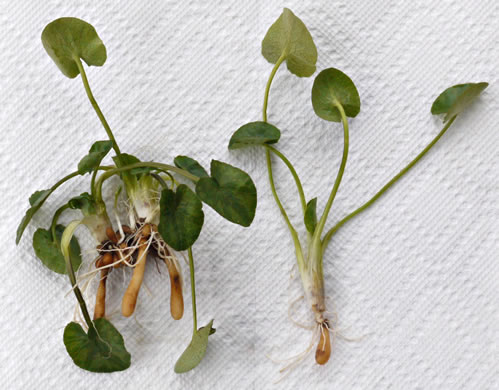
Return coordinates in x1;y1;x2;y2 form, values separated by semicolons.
321;115;457;253
188;247;197;335
314;103;349;242
50;204;69;240
151;173;168;189
263;53;286;122
74;56;122;160
264;144;307;214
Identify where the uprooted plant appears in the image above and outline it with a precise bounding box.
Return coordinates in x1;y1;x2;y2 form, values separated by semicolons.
228;8;488;371
17;17;257;373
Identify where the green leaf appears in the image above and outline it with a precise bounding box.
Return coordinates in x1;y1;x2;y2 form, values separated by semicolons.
68;192;97;216
41;18;106;78
431;82;489;122
174;320;214;374
195;160;257;227
174;156;209;178
64;318;131;373
262;8;317;77
78;141;113;175
17;189;53;244
158;185;204;251
33;225;81;274
113;153;152;177
304;198;317;234
312;68;361;122
228;122;281;149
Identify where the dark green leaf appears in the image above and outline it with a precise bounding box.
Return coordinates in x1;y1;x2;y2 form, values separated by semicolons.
68;192;97;216
64;318;131;373
78;141;113;175
174;320;214;374
41;18;106;78
262;8;317;77
174;156;209;178
304;198;317;234
312;68;361;122
228;122;281;149
113;153;152;177
33;225;81;274
195;160;257;227
17;189;53;244
158;185;204;251
431;82;488;122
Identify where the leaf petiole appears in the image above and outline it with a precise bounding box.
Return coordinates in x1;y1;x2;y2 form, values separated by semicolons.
187;247;197;335
50;204;70;241
321;115;458;254
263;52;286;123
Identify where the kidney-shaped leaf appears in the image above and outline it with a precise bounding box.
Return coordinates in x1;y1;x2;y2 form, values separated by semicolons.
64;318;131;373
431;82;488;122
174;156;209;179
312;68;361;122
78;141;113;175
262;8;317;77
41;17;107;78
195;160;257;227
33;224;81;274
16;189;53;244
228;122;281;150
158;185;204;251
174;320;214;374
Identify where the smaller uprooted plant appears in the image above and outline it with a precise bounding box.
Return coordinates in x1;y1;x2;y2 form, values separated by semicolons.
228;8;488;372
17;17;257;374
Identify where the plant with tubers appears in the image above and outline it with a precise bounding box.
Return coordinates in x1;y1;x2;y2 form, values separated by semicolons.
17;17;257;373
228;8;488;371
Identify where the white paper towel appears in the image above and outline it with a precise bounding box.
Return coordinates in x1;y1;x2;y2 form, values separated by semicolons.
1;0;498;389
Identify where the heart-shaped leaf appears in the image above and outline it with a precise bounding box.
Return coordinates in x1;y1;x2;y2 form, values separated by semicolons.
304;198;318;234
174;320;214;373
64;318;131;372
158;185;204;251
174;156;209;178
312;68;361;122
78;141;113;175
41;18;107;78
33;224;81;274
228;122;281;149
195;160;257;227
17;189;53;244
431;82;488;122
262;8;317;77
68;192;97;216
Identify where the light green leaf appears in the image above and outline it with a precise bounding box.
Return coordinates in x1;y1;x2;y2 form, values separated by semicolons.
158;185;204;251
33;224;81;274
78;140;113;175
228;122;281;149
17;189;53;244
304;198;317;234
174;156;209;178
262;8;317;77
41;17;106;78
68;192;97;216
174;320;214;374
312;68;361;122
63;318;131;372
195;160;257;227
431;82;489;122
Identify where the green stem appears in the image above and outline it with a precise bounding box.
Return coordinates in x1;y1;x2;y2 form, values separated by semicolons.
188;247;197;334
322;115;457;253
314;103;349;241
264;144;307;214
50;204;69;240
74;57;122;159
263;53;286;122
95;162;199;204
151;173;168;189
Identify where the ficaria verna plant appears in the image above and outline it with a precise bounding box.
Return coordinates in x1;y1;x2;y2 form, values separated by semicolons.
228;8;488;369
17;17;257;373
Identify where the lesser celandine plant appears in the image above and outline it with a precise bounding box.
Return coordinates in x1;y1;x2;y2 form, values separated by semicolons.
229;8;488;369
17;17;257;373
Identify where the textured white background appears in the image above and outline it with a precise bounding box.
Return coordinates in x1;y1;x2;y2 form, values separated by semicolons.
1;0;498;389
